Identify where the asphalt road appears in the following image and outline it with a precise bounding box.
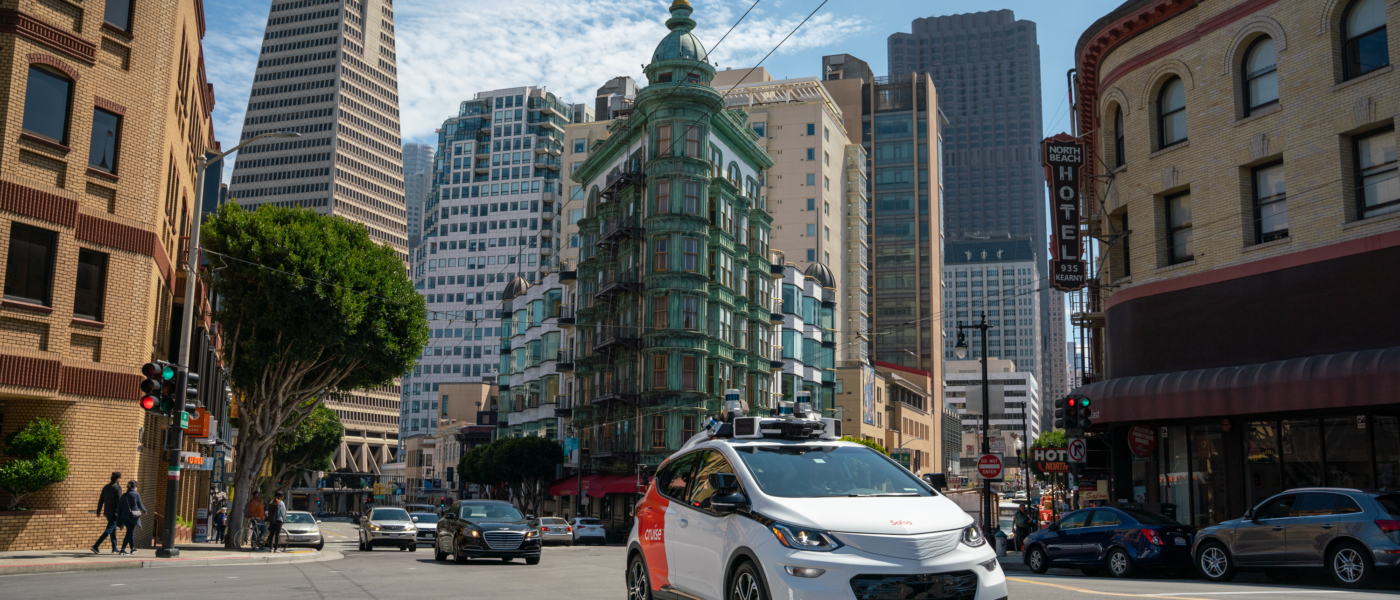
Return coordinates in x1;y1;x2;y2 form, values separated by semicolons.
4;521;1399;599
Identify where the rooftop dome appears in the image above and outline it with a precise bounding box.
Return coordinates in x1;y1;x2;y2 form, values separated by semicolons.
652;0;708;63
804;262;837;289
502;276;531;301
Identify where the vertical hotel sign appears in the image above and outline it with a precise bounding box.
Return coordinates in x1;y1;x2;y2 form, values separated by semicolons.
1042;133;1087;291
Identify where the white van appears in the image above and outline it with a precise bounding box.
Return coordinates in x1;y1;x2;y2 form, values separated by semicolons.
625;407;1007;600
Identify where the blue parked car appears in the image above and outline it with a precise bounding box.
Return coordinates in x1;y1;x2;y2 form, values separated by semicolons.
1024;507;1197;577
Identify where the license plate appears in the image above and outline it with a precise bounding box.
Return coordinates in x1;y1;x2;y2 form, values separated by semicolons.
1174;537;1187;546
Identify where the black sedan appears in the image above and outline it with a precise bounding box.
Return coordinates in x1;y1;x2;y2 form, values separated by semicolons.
433;500;541;565
1024;507;1196;577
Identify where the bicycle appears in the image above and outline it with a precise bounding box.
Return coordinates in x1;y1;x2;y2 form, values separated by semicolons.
235;519;268;551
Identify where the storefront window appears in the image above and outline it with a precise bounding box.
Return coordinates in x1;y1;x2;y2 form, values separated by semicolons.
1159;426;1189;523
1325;417;1374;489
1378;416;1400;489
1282;419;1324;488
1131;459;1148;504
1245;421;1281;509
1190;425;1228;527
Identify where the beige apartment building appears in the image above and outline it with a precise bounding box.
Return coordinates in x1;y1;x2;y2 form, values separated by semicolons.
0;0;221;549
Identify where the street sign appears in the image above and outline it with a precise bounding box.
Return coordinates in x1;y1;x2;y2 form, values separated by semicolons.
1128;424;1157;459
1067;438;1087;463
179;411;190;429
1031;447;1071;473
1042;133;1088;292
990;436;1007;455
977;454;1004;480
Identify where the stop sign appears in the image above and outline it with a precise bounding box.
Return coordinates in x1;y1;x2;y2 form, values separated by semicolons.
977;454;1003;480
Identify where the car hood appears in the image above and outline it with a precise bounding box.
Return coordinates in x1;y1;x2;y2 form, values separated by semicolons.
466;521;530;532
370;520;415;528
756;494;973;535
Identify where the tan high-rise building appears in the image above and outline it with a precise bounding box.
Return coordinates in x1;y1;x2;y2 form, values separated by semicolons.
0;0;224;549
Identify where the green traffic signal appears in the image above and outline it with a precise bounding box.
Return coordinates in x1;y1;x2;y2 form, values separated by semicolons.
162;365;176;380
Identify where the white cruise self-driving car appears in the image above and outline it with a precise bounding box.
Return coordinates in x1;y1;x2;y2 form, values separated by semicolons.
626;395;1008;600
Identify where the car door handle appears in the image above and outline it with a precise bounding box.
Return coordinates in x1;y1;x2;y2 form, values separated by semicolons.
1272;526;1284;531
678;518;688;528
1321;524;1334;529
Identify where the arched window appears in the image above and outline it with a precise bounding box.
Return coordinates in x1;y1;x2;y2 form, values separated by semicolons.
1113;106;1126;168
1344;0;1389;80
1243;37;1279;115
1157;77;1187;148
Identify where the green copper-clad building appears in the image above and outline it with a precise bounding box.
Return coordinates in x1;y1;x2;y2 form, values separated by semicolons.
571;0;778;472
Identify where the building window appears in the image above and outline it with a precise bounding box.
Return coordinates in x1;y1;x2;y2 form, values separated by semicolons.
684;181;700;214
682;238;699;271
651;414;666;448
1113;107;1126;168
73;249;109;321
654;295;668;329
681;356;697;390
1252;162;1288;243
655;180;670;214
88;108;122;173
104;0;134;31
1120;213;1131;279
683;297;698;329
573;139;587;153
1157;76;1187;148
1343;0;1389;80
4;223;58;306
1165;191;1194;264
23;66;74;145
751;122;765;137
806;148;815;161
653;355;667;389
654;239;669;271
657;124;672;156
682;415;696;441
1243;37;1279;115
686;127;700;157
1355;127;1399;219
806;123;816;136
709;146;721;177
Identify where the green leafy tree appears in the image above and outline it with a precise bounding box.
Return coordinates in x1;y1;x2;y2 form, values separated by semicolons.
270;404;343;494
1028;429;1068;481
203;203;428;548
840;436;889;456
458;437;565;514
0;418;70;510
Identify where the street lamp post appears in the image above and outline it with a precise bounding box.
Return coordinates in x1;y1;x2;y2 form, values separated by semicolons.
158;131;300;558
955;312;994;536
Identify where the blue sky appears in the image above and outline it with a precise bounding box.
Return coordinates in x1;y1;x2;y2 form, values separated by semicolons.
204;0;1125;183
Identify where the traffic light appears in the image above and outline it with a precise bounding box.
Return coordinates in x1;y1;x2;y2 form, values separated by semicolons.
140;361;178;414
181;370;201;414
1053;397;1068;430
1065;395;1093;431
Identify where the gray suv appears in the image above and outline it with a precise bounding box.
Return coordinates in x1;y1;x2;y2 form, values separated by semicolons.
1193;488;1400;588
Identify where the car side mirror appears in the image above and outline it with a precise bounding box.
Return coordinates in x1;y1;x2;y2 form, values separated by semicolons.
709;491;749;514
1048;522;1058;531
526;514;537;522
709;472;740;493
412;516;419;522
316;520;322;524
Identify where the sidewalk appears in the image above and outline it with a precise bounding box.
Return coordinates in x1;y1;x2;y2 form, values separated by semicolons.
998;551;1029;573
0;542;342;576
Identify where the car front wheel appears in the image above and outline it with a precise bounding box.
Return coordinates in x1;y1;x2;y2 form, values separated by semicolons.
1197;542;1235;582
1328;542;1374;589
1026;546;1049;574
729;561;769;600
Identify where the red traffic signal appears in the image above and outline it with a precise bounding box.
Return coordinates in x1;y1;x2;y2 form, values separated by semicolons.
140;395;158;410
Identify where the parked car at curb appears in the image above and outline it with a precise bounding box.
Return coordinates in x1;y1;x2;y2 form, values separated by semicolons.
433;500;542;565
1024;506;1195;578
571;517;606;545
358;507;418;552
280;511;325;551
538;517;573;545
1192;488;1400;589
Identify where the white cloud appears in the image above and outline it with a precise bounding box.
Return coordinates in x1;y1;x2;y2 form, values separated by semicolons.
204;0;866;182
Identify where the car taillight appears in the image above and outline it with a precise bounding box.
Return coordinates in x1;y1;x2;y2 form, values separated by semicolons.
567;527;573;532
1143;529;1164;546
1377;520;1400;536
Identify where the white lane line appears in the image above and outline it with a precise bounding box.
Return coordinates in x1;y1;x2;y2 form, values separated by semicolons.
1151;592;1353;596
111;584;125;586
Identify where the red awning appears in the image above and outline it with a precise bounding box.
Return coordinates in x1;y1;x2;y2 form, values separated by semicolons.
548;474;607;497
1076;346;1400;424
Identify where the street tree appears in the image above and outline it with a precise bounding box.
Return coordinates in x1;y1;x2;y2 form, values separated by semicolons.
0;418;70;511
840;436;889;456
203;203;428;548
270;403;343;495
498;436;567;517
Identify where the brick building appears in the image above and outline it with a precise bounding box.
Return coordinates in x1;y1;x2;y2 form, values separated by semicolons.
0;0;224;549
1071;0;1399;526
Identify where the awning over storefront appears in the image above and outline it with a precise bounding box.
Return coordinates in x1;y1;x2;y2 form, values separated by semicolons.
1077;346;1400;424
547;474;648;498
595;474;646;497
548;474;604;497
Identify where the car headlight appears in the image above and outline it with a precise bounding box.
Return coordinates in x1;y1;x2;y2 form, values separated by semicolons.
961;525;987;548
526;529;539;538
769;522;842;552
470;529;480;537
369;524;381;531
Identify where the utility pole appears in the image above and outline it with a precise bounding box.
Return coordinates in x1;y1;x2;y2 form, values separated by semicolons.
158;131;300;558
955;312;994;536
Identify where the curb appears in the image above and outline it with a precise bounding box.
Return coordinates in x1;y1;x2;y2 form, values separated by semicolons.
0;549;342;576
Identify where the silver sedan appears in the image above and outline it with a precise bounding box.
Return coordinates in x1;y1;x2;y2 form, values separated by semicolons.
537;517;574;545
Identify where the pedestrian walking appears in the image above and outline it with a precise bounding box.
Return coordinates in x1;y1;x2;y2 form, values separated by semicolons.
266;491;288;552
117;481;147;555
91;472;123;554
213;507;228;543
1012;501;1038;552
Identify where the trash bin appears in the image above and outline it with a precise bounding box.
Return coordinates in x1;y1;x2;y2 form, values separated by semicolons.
993;528;1008;558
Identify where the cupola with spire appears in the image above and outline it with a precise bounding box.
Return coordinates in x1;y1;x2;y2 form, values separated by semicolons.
644;0;716;86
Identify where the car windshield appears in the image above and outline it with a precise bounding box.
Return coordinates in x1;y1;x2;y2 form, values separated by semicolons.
1375;494;1400;518
371;508;410;521
1118;508;1178;525
735;445;933;498
284;513;315;524
577;518;601;525
410;513;439;524
461;503;525;522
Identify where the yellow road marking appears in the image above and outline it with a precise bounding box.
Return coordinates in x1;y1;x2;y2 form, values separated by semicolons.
1007;577;1217;600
